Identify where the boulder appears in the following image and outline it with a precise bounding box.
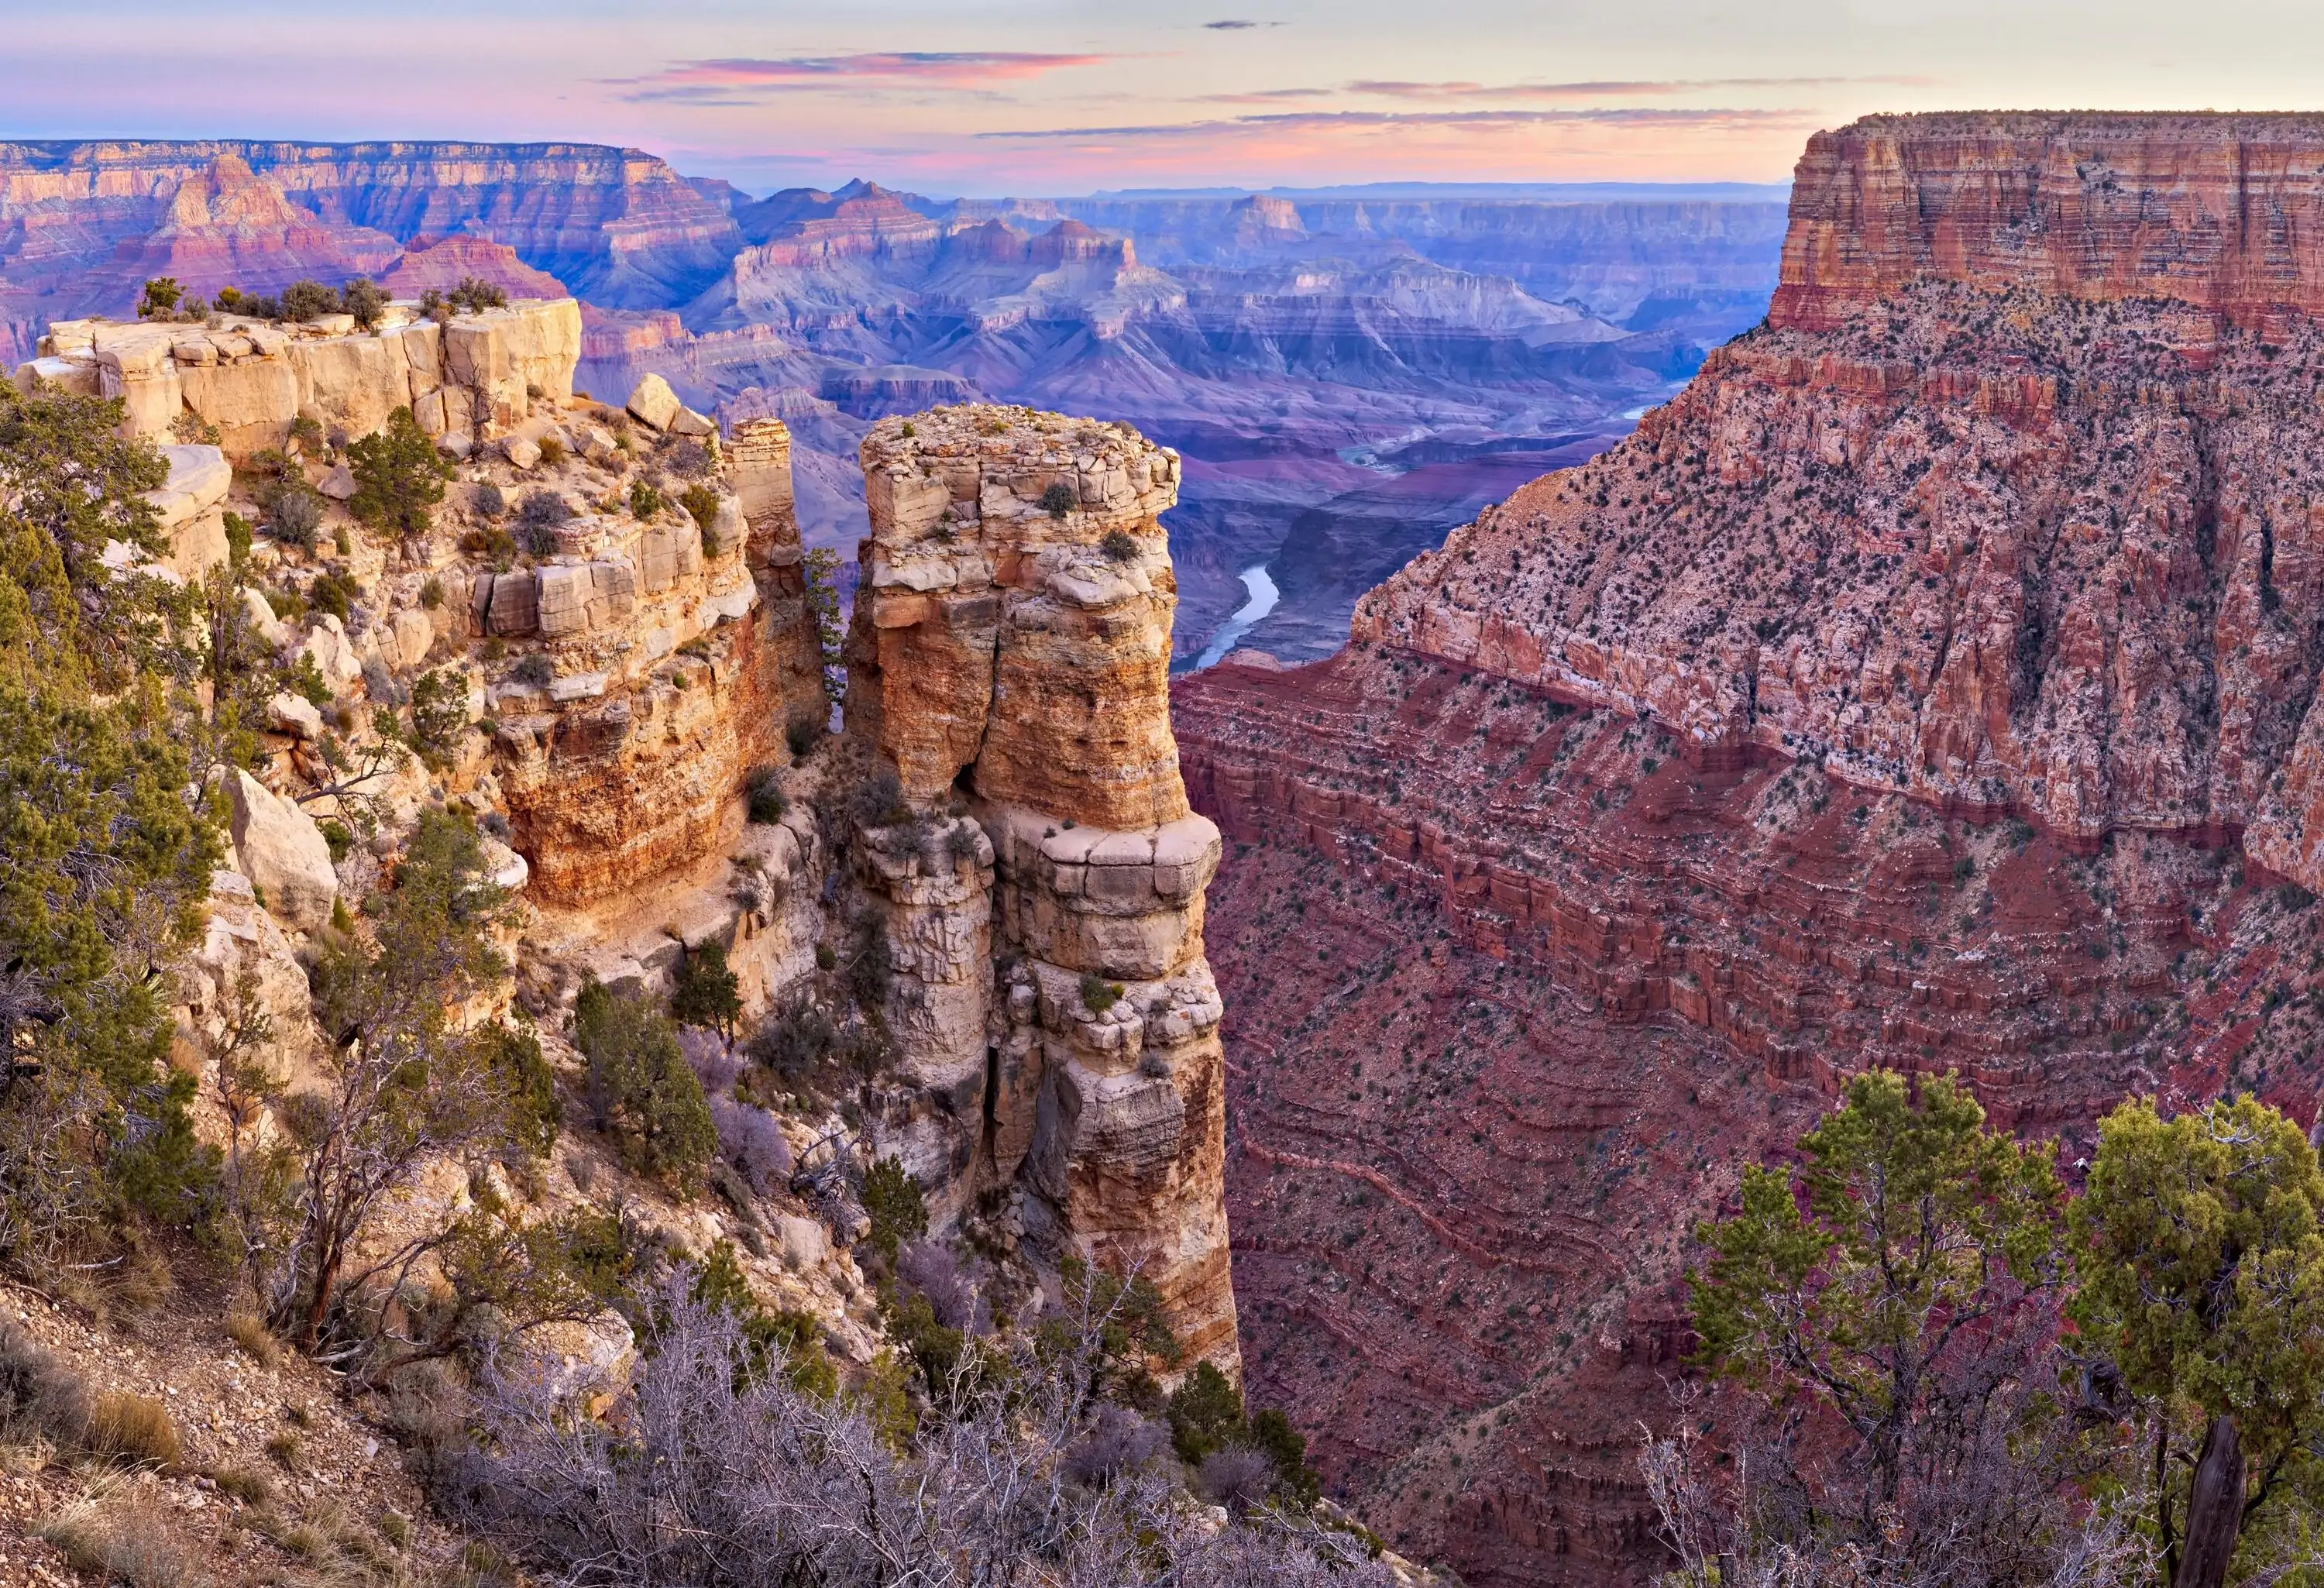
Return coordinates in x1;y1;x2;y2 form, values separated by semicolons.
266;692;324;739
240;586;289;649
504;435;541;471
318;462;356;501
227;770;339;933
144;445;232;577
669;405;717;438
625;373;681;432
776;1215;830;1271
299;614;366;696
389;607;435;670
480;836;530;892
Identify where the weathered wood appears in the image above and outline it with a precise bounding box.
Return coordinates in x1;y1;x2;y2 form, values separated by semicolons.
2174;1414;2245;1588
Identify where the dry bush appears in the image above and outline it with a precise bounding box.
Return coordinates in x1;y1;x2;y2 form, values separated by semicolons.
211;1462;277;1506
226;1311;281;1369
266;1428;304;1469
0;1318;91;1445
449;1274;1387;1588
88;1390;180;1467
36;1483;211;1588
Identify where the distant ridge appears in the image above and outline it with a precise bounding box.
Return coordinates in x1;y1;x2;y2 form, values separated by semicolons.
1074;180;1793;203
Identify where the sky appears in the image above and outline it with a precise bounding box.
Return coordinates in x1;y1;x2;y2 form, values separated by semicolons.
10;0;2324;196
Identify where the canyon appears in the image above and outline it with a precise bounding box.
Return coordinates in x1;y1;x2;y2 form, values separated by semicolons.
0;143;1790;662
1171;111;2324;1583
29;107;2324;1586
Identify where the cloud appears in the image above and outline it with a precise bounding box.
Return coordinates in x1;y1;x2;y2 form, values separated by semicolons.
1346;75;1936;100
1197;87;1336;104
979;106;1813;140
610;52;1115;101
1202;19;1275;28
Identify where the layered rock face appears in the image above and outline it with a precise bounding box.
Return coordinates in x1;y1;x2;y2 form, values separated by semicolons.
0;140;742;308
492;414;825;906
1356;123;2324;890
844;405;1237;1368
1169;112;2324;1583
20;298;581;462
1772;113;2324;332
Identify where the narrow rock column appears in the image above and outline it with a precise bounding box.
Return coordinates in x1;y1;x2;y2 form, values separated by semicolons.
846;404;1238;1372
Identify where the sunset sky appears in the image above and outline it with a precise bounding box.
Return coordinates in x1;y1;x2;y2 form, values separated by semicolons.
10;0;2324;195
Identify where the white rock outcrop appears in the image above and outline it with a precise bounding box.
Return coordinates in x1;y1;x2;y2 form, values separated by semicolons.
227;770;339;933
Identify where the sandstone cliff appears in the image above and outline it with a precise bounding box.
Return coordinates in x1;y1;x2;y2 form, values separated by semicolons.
21;297;581;462
0;139;742;310
842;405;1238;1370
1772;112;2324;332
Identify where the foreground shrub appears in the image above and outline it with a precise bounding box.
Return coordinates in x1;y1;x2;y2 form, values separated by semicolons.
449;1278;1388;1588
346;407;451;541
37;1484;211;1588
0;1319;91;1445
88;1390;180;1467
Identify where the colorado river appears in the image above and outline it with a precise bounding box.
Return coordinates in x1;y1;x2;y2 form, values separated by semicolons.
1188;565;1279;672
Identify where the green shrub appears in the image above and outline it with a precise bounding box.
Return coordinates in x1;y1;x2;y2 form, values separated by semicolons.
346;407;451;540
449;277;508;313
1079;972;1123;1014
136;277;183;320
860;1156;927;1263
280;280;342;322
573;980;714;1182
682;483;721;548
511;652;554;689
670;941;741;1041
689;1242;839;1398
786;718;823;761
419;576;445;610
1100;528;1140;562
1167;1361;1243;1465
319;820;353;863
307;570;355;624
628;479;665;521
1040;480;1077;519
342;277;388;330
484;1023;559;1157
745;764;786;824
407;668;467;763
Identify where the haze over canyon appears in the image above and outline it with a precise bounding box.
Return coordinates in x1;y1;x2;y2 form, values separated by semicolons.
0;139;1788;660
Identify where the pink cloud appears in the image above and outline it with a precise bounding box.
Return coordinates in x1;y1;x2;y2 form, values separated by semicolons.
1346;76;1937;99
613;52;1116;101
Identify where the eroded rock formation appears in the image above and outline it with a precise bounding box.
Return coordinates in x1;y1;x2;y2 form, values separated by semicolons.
844;405;1238;1369
1356;113;2324;892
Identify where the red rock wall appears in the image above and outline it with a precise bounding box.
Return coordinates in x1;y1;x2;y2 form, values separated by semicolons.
1773;113;2324;332
1174;645;2324;1583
